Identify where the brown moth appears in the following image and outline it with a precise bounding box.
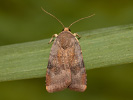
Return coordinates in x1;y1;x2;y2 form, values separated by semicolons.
41;7;95;93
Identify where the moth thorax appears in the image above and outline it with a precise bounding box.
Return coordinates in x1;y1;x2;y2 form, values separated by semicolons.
64;28;69;31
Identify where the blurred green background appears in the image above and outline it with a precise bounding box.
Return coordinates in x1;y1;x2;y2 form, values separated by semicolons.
0;0;133;100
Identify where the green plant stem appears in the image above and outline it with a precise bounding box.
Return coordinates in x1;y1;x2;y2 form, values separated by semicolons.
0;24;133;82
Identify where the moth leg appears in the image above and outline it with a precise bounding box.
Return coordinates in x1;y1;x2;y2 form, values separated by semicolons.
73;33;81;38
73;33;81;40
48;34;58;44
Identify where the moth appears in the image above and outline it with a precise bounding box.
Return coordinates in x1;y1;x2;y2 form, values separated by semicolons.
41;7;95;93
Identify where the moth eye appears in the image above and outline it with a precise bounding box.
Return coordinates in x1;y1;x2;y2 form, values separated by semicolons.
62;29;64;31
69;29;71;31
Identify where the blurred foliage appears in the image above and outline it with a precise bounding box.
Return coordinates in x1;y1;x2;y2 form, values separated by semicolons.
0;0;133;46
0;0;133;100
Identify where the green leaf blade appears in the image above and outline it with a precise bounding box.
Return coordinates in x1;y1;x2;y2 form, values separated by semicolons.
0;24;133;82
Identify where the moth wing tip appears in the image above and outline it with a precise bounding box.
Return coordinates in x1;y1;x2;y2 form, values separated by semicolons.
46;86;53;93
81;85;87;92
46;80;71;93
69;84;87;92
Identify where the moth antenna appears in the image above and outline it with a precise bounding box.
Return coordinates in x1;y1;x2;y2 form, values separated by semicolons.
41;7;65;28
68;14;95;28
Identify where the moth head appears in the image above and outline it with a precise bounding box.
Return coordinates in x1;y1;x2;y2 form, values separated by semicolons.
62;28;71;31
